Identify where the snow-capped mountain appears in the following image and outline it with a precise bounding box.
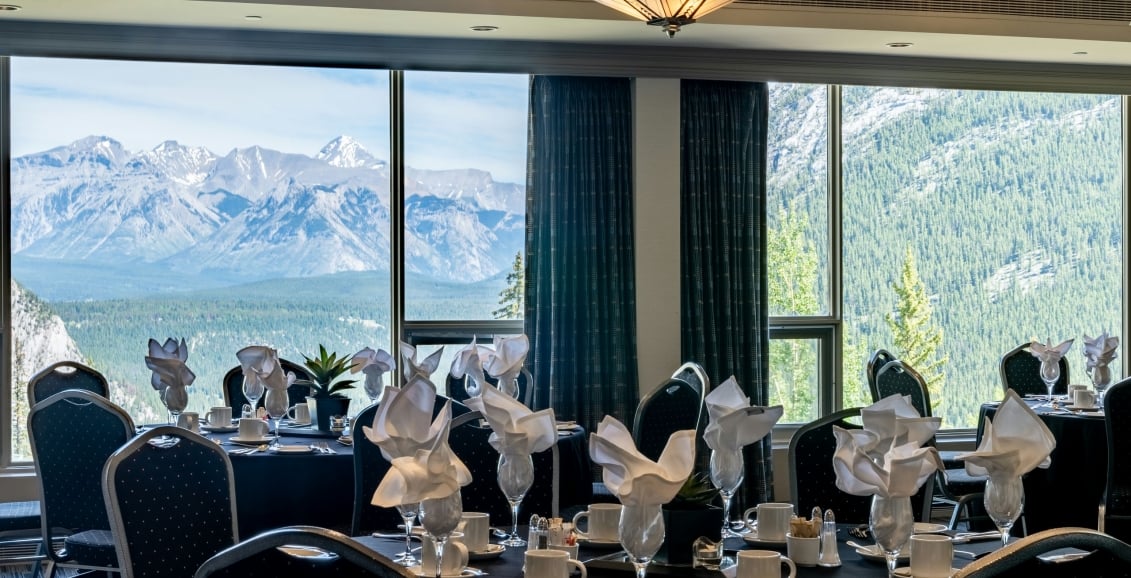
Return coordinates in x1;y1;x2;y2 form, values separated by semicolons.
11;135;524;290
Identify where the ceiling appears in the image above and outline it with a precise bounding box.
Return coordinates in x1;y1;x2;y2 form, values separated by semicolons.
2;0;1131;67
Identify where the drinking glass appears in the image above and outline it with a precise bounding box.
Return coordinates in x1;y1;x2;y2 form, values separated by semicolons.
243;376;265;413
709;449;745;538
984;476;1024;549
1039;359;1060;401
421;492;463;578
263;388;288;448
161;386;188;426
363;373;384;405
869;495;913;578
620;503;664;578
394;502;420;566
497;452;534;546
1091;364;1113;405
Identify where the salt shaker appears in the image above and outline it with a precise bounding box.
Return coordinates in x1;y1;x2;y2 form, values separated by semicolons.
818;509;841;567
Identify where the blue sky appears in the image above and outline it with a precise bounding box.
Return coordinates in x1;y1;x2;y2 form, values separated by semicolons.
11;58;529;185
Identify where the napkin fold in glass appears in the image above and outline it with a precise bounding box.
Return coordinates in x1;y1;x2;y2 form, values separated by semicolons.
1029;338;1074;366
463;382;556;455
371;400;471;507
351;347;395;393
237;345;294;391
703;376;783;453
832;395;943;498
450;339;486;390
362;377;449;462
958;389;1055;480
1083;332;1119;372
400;342;444;381
588;416;695;507
146;337;188;391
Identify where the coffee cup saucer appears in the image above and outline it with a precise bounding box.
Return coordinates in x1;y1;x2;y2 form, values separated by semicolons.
468;544;505;560
1065;404;1102;412
893;567;959;577
407;566;480;577
230;435;272;444
578;537;622;548
201;423;238;433
742;530;787;547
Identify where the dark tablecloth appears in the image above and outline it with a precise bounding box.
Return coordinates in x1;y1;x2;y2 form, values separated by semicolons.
978;399;1107;532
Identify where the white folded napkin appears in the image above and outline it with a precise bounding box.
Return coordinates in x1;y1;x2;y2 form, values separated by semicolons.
351;347;395;392
145;355;196;390
362;377;448;462
703;376;784;453
450;339;486;393
832;395;943;498
371;400;472;507
1083;332;1119;372
236;345;294;391
477;335;528;398
146;337;189;391
959;389;1055;479
588;416;695;507
464;382;556;455
1029;338;1073;366
400;342;444;381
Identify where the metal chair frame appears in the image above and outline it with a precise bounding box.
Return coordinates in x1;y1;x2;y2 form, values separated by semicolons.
194;525;412;578
27;361;109;407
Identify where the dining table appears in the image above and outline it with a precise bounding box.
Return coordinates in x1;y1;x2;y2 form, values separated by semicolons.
977;396;1107;533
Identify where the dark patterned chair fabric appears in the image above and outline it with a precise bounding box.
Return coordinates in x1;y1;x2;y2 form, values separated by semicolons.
1101;377;1131;542
482;367;535;408
953;527;1131;578
866;348;897;403
0;500;40;533
104;426;239;578
27;360;109;406
670;361;711;399
999;343;1070;397
0;500;45;568
631;376;705;463
194;526;412;578
29;389;134;573
873;360;932;416
222;358;314;410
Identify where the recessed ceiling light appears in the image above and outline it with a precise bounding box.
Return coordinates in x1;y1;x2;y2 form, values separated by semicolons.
244;15;262;21
0;5;22;11
469;25;498;32
886;42;914;48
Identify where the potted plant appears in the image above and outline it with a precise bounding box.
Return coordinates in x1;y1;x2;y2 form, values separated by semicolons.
296;345;357;431
655;472;724;566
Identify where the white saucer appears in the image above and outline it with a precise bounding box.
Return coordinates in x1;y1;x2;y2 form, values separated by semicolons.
579;537;622;548
230;436;273;445
855;545;910;563
271;444;315;454
277;545;337;560
201;424;238;433
913;523;949;534
407;565;479;577
1066;405;1102;412
468;544;505;560
893;567;959;577
741;531;787;547
285;420;314;427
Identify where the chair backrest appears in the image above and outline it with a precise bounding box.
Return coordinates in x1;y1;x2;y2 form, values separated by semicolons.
866;348;897;403
671;361;711;398
483;367;535;408
953;527;1131;578
194;525;412;578
632;376;705;463
104;426;238;578
27;360;110;406
1103;377;1131;530
873;359;933;417
999;343;1070;397
222;358;314;410
350;397;471;535
29;389;135;563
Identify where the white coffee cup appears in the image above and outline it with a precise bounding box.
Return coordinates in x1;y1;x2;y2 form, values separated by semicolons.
786;533;819;567
571;503;621;542
524;548;587;578
1067;384;1088;401
237;418;269;439
1074;389;1097;408
743;503;794;541
207;406;232;426
421;537;468;576
286;402;311;424
910;534;953;578
737;550;796;578
176;412;200;432
460;512;490;553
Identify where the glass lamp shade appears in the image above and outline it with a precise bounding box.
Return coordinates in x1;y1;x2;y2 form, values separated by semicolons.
593;0;737;36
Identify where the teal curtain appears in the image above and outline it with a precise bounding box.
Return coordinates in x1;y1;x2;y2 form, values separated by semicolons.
525;76;639;436
680;79;772;506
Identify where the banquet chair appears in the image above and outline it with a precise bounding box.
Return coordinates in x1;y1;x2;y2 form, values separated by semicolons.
194;525;412;578
999;343;1070;397
865;348;897;402
952;527;1131;578
483;367;535;407
0;500;47;576
104;426;238;578
448;410;559;522
1099;376;1131;542
789;407;933;524
29;389;135;578
27;360;109;406
222;358;314;410
670;361;711;399
632;375;706;463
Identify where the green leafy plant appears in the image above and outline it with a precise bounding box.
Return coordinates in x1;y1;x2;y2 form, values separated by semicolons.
666;472;719;510
296;344;356;398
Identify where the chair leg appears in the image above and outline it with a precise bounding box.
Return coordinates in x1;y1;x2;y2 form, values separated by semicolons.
1099;503;1106;533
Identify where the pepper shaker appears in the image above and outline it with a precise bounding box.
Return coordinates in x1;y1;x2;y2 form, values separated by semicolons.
818;509;841;567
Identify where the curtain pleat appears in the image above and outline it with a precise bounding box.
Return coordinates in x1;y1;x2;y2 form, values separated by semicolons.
525;76;639;437
680;79;772;506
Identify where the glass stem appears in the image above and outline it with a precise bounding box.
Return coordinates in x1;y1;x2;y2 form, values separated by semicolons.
721;493;733;537
886;553;897;578
634;561;648;578
510;500;520;541
403;516;414;559
434;536;446;578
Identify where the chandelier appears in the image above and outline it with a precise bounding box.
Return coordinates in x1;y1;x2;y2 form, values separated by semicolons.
593;0;737;37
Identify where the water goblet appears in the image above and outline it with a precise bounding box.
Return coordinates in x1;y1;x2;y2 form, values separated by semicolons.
709;449;745;538
497;452;534;546
869;495;913;578
620;503;664;578
984;476;1024;549
1090;364;1113;405
421;492;463;578
243;376;264;413
161;386;188;426
1039;359;1060;401
363;373;384;405
394;502;420;566
263;388;288;448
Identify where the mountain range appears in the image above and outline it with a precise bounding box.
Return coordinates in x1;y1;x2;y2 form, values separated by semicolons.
11;135;525;300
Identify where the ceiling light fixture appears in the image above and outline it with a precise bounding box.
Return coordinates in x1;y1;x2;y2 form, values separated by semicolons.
1073;51;1089;55
886;42;914;48
469;25;498;32
593;0;736;38
0;4;22;11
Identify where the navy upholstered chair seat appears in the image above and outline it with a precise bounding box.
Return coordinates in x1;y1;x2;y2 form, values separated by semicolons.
62;529;117;567
0;501;40;532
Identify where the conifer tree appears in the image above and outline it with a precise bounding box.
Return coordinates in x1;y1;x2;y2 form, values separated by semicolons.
493;252;524;320
885;246;948;409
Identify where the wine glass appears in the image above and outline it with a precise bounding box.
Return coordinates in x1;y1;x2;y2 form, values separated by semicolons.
869;495;913;578
161;386;188;426
243;376;265;414
497;452;534;546
709;449;745;538
620;503;664;578
1039;359;1060;401
394;502;420;566
984;476;1024;549
421;492;463;578
1091;364;1113;406
263;388;288;448
363;373;384;405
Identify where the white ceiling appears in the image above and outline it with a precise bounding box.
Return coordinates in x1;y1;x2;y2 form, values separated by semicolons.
2;0;1131;66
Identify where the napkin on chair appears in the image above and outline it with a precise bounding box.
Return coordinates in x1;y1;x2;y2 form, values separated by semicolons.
362;377;449;462
1029;338;1074;368
959;389;1055;479
478;335;528;398
400;342;444;381
371;400;472;506
351;347;395;392
703;376;784;453
832;395;943;498
464;382;556;455
588;416;695;507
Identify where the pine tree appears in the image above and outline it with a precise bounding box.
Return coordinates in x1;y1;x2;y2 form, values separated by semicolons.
768;206;820;421
885;246;948;409
493;252;524;320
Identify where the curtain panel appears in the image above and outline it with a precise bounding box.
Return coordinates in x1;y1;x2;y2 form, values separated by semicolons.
524;76;639;436
680;79;772;506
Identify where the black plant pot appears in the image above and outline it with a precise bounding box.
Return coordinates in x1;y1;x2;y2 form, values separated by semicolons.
654;506;723;566
308;396;351;431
